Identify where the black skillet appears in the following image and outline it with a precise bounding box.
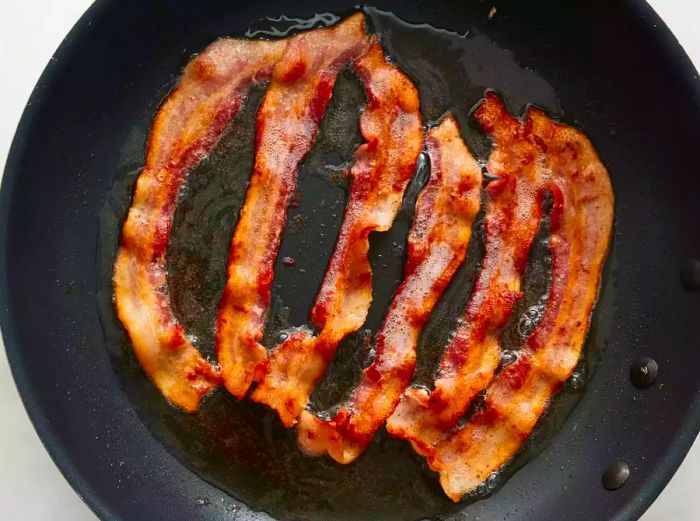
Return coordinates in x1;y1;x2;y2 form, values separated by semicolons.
1;0;699;520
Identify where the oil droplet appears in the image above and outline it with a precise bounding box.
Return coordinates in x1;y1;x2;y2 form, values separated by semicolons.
568;371;585;391
485;471;500;491
501;350;518;366
518;317;535;337
517;303;545;337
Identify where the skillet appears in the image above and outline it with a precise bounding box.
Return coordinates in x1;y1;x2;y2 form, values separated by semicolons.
1;0;699;519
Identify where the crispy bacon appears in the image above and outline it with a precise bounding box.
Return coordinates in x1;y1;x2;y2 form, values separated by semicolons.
115;17;614;501
429;106;614;502
250;42;423;427
216;14;370;399
296;115;482;462
113;38;287;412
387;92;543;455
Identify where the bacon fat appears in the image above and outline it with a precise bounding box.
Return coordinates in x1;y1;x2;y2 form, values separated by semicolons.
250;42;423;426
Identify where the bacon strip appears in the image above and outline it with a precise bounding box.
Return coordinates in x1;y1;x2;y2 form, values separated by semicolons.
387;93;543;455
296;115;482;462
429;107;614;502
250;42;423;427
216;14;370;399
113;38;287;412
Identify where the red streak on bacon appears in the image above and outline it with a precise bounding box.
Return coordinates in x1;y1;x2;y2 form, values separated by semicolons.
296;115;482;462
429;106;614;502
387;92;543;455
216;14;370;399
250;42;423;427
113;38;286;412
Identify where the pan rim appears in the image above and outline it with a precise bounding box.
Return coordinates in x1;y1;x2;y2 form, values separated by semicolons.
1;1;699;520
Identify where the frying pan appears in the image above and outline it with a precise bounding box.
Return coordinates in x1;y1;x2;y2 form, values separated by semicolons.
1;0;699;520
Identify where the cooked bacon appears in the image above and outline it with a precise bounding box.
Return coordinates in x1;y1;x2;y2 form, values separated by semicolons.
115;16;614;500
387;92;543;455
296;115;481;462
113;38;287;412
250;42;423;427
429;107;614;502
216;14;370;399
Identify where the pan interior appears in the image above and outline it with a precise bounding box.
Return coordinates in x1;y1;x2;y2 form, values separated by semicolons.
97;9;609;521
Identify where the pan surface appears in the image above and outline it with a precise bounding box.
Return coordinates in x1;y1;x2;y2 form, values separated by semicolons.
1;1;699;520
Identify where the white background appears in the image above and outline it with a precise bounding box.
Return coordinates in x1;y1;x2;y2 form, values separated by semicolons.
0;1;698;519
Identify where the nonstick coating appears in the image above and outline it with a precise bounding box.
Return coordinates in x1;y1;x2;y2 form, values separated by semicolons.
1;1;699;520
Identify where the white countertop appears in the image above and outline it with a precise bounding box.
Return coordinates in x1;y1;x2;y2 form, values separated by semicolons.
1;1;698;519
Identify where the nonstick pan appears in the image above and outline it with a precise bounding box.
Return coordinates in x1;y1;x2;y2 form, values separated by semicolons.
1;1;699;520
